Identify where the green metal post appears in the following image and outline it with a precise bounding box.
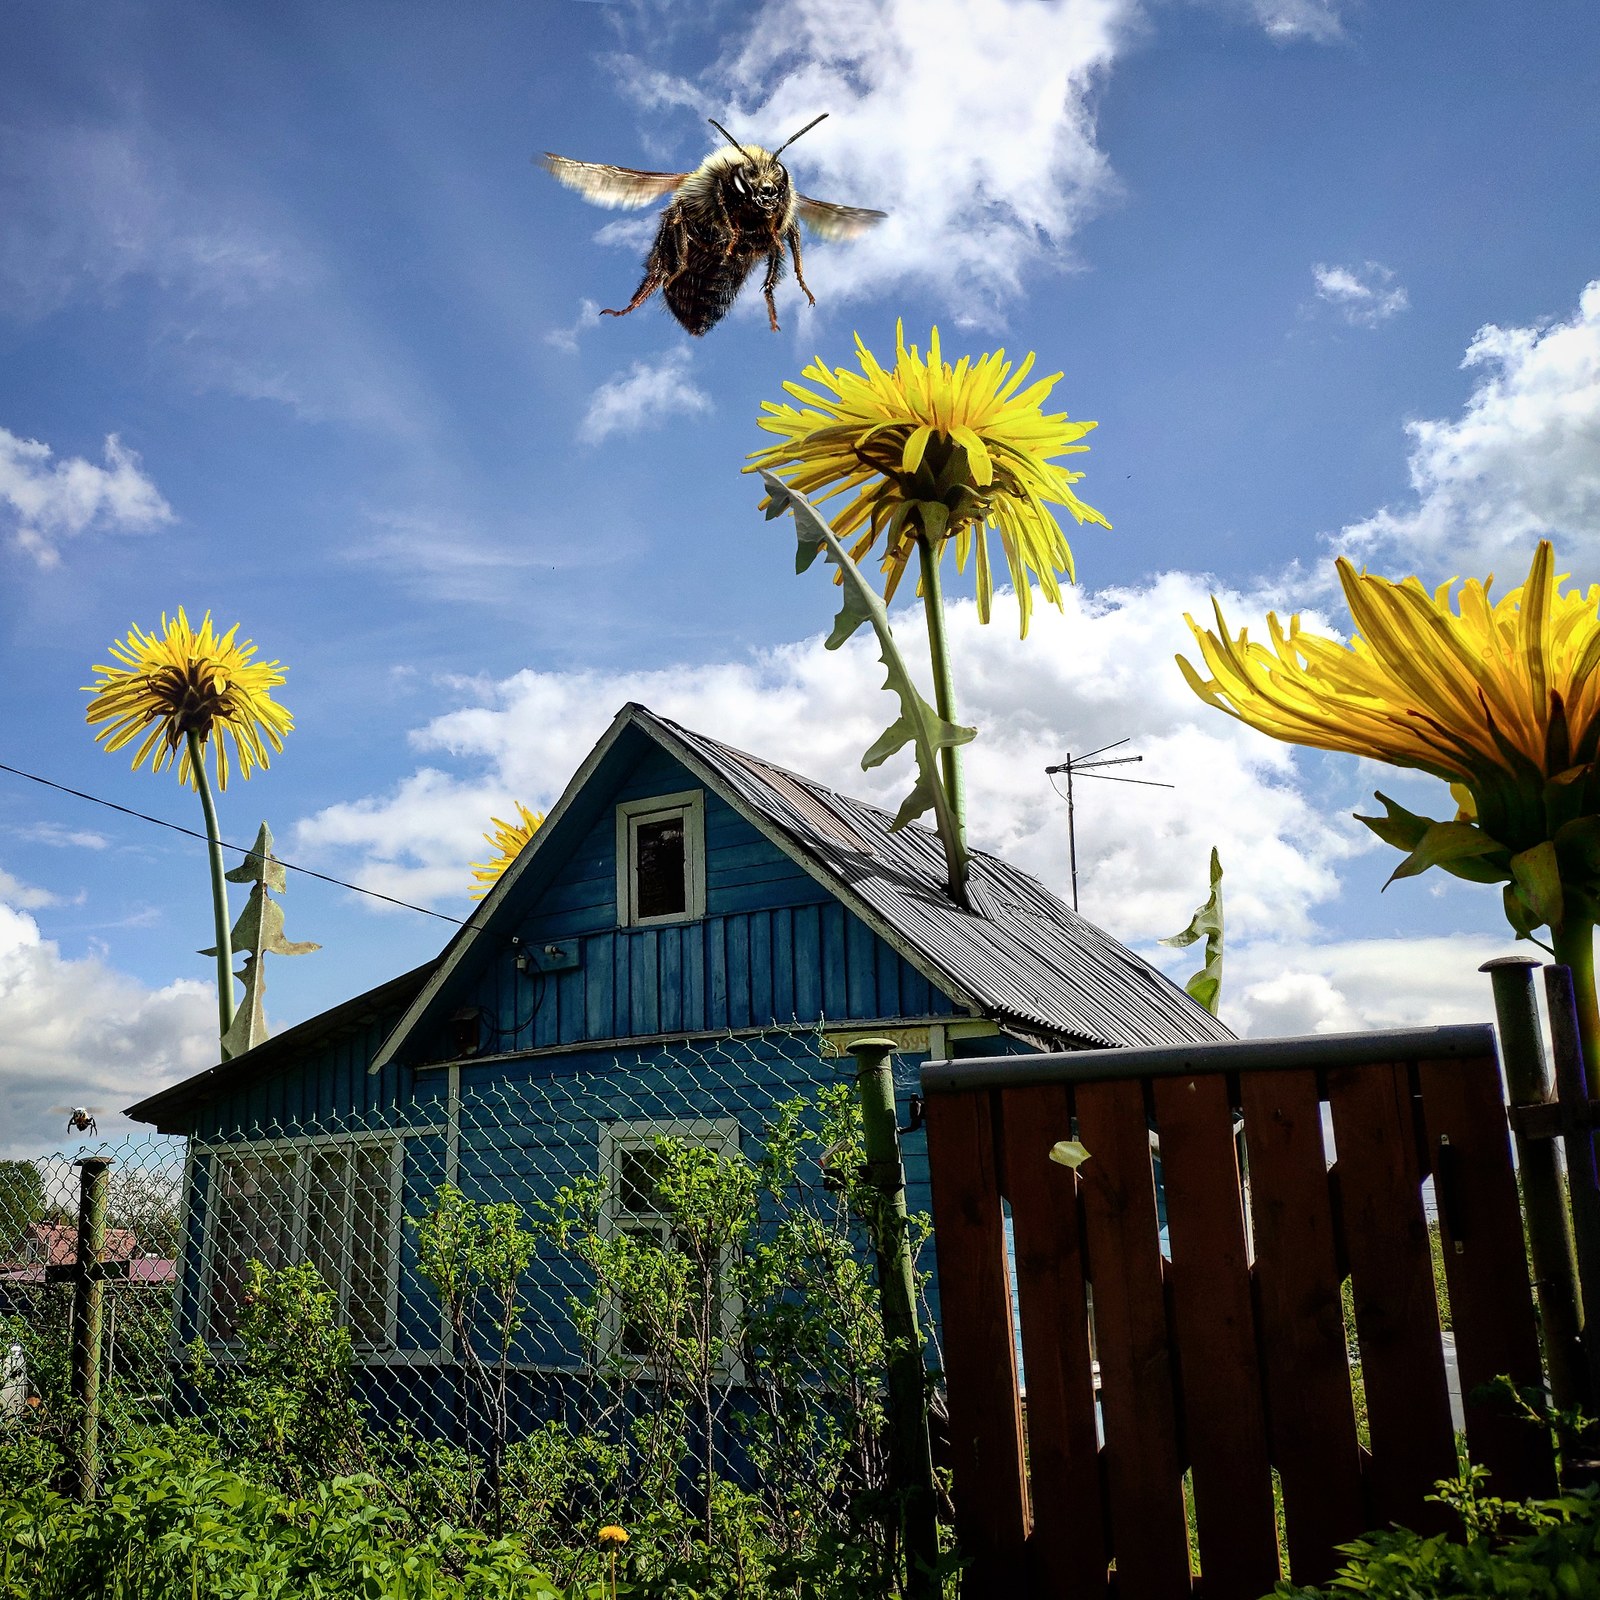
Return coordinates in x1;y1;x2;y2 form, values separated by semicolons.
848;1038;940;1600
70;1155;112;1500
1482;957;1586;1409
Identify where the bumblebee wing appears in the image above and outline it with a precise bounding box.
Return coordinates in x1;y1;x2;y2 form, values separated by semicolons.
795;195;888;241
541;155;686;210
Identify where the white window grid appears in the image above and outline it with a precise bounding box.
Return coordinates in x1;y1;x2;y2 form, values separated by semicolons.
597;1116;743;1381
197;1130;403;1354
615;789;706;927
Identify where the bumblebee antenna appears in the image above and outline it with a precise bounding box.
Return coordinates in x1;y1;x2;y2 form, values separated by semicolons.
707;119;749;155
771;113;829;158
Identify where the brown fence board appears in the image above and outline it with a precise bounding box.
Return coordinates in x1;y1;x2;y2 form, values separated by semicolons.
999;1083;1109;1599
1329;1063;1456;1533
1417;1054;1555;1500
1073;1079;1191;1600
922;1087;1029;1594
1239;1068;1364;1584
1153;1073;1279;1600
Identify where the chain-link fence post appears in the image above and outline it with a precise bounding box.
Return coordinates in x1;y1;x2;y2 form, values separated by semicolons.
847;1038;940;1599
70;1154;112;1500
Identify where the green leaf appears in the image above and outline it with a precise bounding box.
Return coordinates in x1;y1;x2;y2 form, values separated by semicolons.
1383;820;1506;888
1356;792;1437;853
1510;840;1564;931
1049;1140;1091;1170
1159;848;1223;1016
762;470;977;903
1555;815;1600;880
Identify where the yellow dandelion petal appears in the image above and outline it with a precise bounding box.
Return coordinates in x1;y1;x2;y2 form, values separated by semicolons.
469;802;546;899
747;325;1108;632
84;611;292;792
1177;541;1600;796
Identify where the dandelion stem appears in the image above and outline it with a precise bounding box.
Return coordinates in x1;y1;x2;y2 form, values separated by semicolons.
189;729;236;1048
916;535;967;845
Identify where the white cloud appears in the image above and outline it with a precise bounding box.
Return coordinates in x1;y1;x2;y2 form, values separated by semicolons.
545;297;603;353
0;899;215;1159
0;867;59;911
0;427;173;567
579;349;713;443
9;823;109;851
1226;934;1510;1036
1240;0;1344;42
1312;261;1409;327
1342;278;1600;579
297;574;1365;943
608;0;1133;320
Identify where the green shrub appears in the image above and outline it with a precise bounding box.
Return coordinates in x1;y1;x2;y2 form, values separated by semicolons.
1276;1466;1600;1600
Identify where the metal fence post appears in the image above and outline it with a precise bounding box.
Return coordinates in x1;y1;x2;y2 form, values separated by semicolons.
848;1038;940;1600
1482;957;1585;1410
70;1154;112;1500
1542;965;1600;1412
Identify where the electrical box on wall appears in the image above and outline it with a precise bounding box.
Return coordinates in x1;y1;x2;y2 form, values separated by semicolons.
518;939;580;973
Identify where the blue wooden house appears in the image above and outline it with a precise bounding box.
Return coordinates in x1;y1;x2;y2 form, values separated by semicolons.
128;703;1229;1382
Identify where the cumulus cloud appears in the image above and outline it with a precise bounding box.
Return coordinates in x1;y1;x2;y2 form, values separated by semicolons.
579;349;713;443
545;297;603;353
1312;261;1409;327
298;573;1365;938
1341;278;1600;579
0;866;60;911
0;899;215;1159
0;426;173;567
1240;0;1344;42
606;0;1132;319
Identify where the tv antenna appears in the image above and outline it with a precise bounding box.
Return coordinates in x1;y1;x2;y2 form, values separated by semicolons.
1046;739;1175;912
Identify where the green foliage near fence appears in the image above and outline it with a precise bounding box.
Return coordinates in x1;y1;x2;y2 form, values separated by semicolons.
1274;1467;1600;1599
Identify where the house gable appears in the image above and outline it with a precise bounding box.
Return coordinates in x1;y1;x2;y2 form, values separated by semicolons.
390;733;961;1070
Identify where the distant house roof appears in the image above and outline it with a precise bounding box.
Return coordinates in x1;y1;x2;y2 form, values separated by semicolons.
0;1222;173;1287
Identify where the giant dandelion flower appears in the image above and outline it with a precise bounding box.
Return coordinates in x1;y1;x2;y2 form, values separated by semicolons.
746;321;1109;638
1179;540;1600;1066
469;803;545;899
84;609;293;1053
85;609;292;791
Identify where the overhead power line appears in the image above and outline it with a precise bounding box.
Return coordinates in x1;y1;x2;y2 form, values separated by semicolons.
0;757;476;930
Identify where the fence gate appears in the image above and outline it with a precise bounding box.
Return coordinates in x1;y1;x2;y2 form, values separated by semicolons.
922;1024;1553;1600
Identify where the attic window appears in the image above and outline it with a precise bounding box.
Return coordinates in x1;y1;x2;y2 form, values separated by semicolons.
617;790;705;926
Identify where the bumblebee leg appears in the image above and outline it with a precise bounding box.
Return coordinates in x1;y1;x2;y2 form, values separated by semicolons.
600;266;664;319
787;225;817;308
760;247;786;332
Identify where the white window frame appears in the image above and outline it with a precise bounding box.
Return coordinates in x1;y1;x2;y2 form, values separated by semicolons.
198;1130;403;1354
597;1116;744;1381
615;790;705;927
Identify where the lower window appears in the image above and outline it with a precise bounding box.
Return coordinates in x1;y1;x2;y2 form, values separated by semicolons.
203;1138;399;1348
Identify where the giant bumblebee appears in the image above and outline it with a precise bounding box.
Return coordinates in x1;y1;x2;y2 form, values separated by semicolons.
543;114;886;336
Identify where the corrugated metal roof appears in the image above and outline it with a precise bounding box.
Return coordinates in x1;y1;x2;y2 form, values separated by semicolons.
650;710;1234;1051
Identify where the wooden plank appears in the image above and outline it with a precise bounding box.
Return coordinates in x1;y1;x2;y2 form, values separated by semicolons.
1153;1073;1279;1600
1072;1079;1190;1600
1329;1063;1456;1534
998;1083;1109;1599
1240;1068;1364;1584
749;912;774;1026
924;1089;1029;1596
1417;1054;1555;1500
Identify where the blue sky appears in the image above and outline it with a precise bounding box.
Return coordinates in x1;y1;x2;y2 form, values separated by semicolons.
4;0;1599;1154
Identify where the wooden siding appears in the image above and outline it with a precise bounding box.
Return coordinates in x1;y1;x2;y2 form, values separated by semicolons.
427;745;956;1062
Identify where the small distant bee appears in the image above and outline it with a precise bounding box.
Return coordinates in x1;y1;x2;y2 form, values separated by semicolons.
543;113;886;336
51;1106;102;1137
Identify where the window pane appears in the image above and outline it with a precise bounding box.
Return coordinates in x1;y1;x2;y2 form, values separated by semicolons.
634;814;686;919
304;1148;348;1290
347;1145;394;1347
207;1153;294;1342
618;1147;667;1216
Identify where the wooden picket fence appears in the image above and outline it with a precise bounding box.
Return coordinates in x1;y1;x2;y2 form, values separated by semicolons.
923;1024;1553;1600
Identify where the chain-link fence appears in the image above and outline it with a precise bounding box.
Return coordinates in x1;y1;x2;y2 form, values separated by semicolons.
1;1028;939;1583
